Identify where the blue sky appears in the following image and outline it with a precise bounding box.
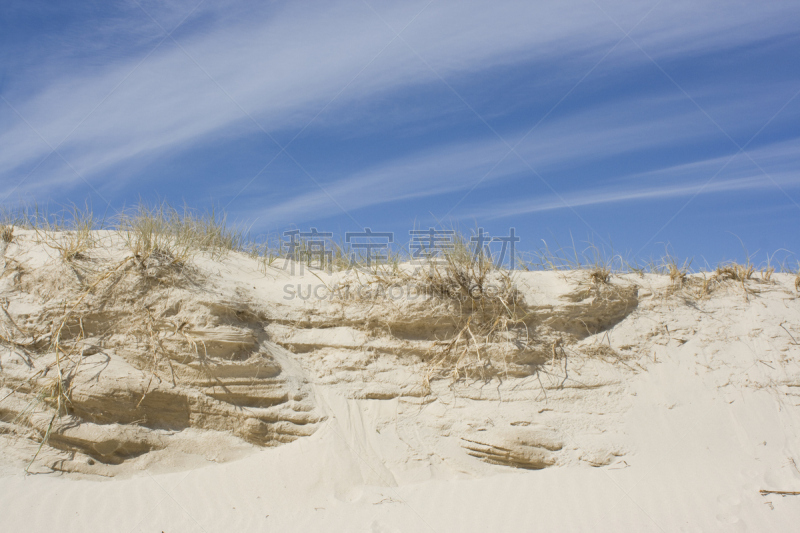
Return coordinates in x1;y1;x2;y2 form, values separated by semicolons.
1;0;799;266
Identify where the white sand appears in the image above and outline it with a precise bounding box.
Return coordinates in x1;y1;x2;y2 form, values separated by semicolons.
1;229;799;531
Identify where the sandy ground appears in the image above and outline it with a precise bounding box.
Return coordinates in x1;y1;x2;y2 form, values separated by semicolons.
1;229;799;531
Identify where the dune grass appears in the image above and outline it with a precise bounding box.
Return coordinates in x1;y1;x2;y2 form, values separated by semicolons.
117;203;247;261
395;231;529;382
0;202;257;471
1;201;797;471
1;201;255;260
1;201;795;313
2;201;795;282
1;225;13;244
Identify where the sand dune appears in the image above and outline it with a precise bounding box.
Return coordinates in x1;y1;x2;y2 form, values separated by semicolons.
1;228;799;531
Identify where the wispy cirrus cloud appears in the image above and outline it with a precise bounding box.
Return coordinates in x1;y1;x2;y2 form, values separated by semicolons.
2;0;799;195
242;90;800;226
463;140;800;220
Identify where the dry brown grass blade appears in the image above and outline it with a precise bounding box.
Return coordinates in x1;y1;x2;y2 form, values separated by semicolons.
24;256;135;472
361;231;533;385
1;225;13;243
589;267;610;285
759;490;800;496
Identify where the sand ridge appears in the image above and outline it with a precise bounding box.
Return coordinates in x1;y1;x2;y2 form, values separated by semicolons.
1;228;800;531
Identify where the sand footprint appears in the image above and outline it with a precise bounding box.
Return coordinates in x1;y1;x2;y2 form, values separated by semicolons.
716;492;747;531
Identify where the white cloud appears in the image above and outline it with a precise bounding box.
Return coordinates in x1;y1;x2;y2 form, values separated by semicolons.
2;0;798;193
244;90;800;226
463;140;800;220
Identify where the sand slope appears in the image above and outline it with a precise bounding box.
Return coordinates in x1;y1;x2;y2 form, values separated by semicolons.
1;229;799;531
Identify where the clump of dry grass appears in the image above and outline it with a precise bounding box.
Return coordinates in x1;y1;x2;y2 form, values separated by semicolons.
667;263;686;286
19;253;137;471
0;202;253;470
589;266;611;285
1;225;13;243
6;204;98;262
15;245;210;470
666;258;690;287
688;257;783;299
652;252;692;296
790;263;800;292
526;238;796;295
116;203;246;264
525;237;625;285
696;261;756;298
246;242;280;274
41;212;95;262
352;230;532;384
715;262;754;283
